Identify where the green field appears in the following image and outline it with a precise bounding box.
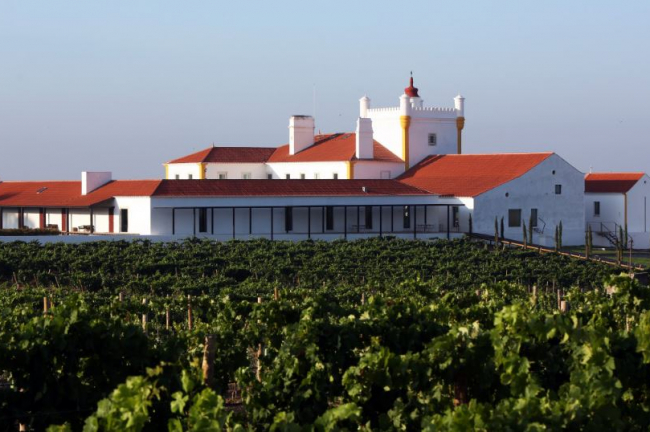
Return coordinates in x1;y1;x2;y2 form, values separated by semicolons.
1;238;649;431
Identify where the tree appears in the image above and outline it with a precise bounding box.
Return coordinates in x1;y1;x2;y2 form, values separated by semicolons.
529;214;534;245
558;221;563;251
468;214;473;237
494;218;499;247
555;226;559;252
500;217;505;241
522;222;528;248
586;225;593;260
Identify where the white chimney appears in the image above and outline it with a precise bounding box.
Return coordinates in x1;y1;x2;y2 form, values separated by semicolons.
359;95;370;118
82;171;112;195
355;117;374;159
455;94;465;117
289;115;315;155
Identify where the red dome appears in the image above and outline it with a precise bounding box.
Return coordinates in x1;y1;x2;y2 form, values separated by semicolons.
404;77;419;97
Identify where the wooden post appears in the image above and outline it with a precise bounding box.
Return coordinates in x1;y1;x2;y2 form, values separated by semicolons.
361;293;365;305
19;424;26;431
141;299;148;333
274;287;279;301
187;295;193;330
43;297;49;314
256;296;263;382
532;285;537;305
119;292;124;302
560;300;569;313
202;335;216;388
166;308;170;330
557;289;562;310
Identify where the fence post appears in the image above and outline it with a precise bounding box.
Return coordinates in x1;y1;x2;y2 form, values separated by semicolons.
166;308;170;330
187;295;193;331
141;298;148;333
202;335;216;388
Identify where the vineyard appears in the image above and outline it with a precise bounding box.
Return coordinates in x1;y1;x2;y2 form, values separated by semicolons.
1;238;649;431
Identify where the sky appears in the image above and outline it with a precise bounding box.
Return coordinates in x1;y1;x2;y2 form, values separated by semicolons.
0;0;649;180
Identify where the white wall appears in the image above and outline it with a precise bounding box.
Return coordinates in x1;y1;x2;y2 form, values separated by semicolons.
114;197;152;235
585;193;624;235
627;175;650;235
352;161;404;179
407;116;457;168
166;163;202;180
266;162;348;179
204;163;268;179
472;154;585;246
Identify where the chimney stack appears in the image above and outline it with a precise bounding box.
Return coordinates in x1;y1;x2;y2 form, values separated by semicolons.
355;117;374;160
289;115;315;155
82;171;112;195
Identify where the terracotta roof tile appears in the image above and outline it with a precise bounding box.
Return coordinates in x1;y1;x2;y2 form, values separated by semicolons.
167;147;276;164
267;133;402;163
152;179;426;197
0;180;161;208
398;153;553;197
585;172;645;193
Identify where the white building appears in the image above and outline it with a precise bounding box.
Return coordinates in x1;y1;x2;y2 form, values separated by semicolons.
164;77;465;181
0;76;617;247
585;172;650;248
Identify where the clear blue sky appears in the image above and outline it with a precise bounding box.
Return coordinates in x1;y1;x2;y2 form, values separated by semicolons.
1;0;648;180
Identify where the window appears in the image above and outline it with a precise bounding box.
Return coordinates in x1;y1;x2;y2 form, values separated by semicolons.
284;207;293;232
508;209;522;227
267;173;273;180
285;174;291;180
380;171;391;179
326;206;334;230
314;173;320;179
333;173;339;180
403;206;411;229
555;184;562;195
453;206;460;227
531;208;538;228
594;201;600;217
428;133;437;146
242;173;252;179
120;209;128;233
175;174;180;180
199;208;207;233
188;174;193;180
365;206;373;229
218;172;227;180
300;173;306;180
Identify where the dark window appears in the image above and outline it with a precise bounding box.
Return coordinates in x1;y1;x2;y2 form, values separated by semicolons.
285;174;290;180
403;206;411;229
326;206;334;230
508;209;522;227
555;184;562;194
199;208;207;233
453;206;460;227
428;133;437;146
333;173;339;180
365;206;373;229
267;174;273;180
188;174;193;180
300;173;306;180
175;174;179;180
120;209;128;233
594;201;600;216
284;207;293;232
531;208;538;227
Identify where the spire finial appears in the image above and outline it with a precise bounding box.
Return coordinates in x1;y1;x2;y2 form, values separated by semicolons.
405;72;419;97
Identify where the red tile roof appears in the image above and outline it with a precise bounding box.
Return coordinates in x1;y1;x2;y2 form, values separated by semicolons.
152;179;427;197
585;172;645;193
167;134;402;165
267;133;403;163
0;180;162;208
167;147;277;164
398;153;553;197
